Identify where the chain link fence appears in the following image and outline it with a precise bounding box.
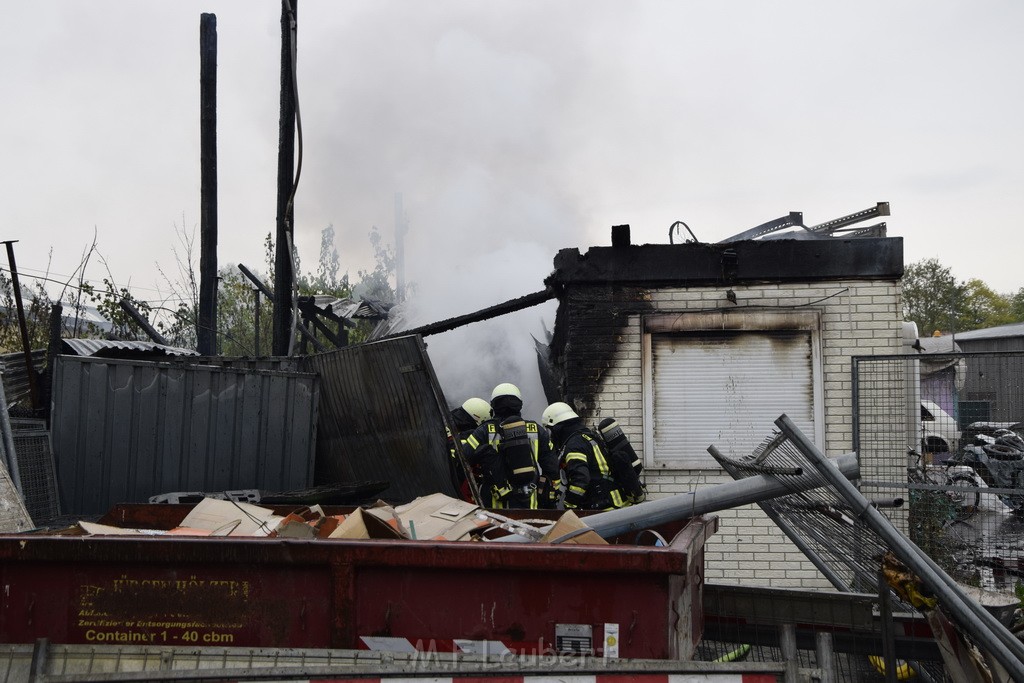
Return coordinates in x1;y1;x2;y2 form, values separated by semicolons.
853;351;1024;593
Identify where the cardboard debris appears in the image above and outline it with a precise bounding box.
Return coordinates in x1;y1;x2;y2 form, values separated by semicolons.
272;512;318;539
539;510;607;545
328;507;404;540
394;493;488;541
74;494;507;542
78;521;166;536
178;498;284;537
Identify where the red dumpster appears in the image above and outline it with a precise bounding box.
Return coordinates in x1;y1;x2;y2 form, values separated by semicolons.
0;506;716;660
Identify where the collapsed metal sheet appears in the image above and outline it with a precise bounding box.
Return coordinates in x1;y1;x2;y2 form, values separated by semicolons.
51;356;319;515
302;335;458;504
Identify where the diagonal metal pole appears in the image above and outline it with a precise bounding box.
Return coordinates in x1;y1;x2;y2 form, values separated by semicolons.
2;241;39;410
494;453;860;543
775;413;1024;682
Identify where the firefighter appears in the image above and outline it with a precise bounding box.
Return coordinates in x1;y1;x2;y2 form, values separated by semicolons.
466;383;558;509
447;397;491;503
541;401;629;511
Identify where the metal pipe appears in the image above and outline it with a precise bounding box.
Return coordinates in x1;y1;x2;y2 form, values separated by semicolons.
2;241;39;410
495;453;859;543
585;452;859;541
879;569;898;683
0;377;23;496
775;414;1024;682
118;300;170;346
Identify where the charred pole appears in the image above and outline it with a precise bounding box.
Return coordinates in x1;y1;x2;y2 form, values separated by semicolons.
238;264;326;353
197;13;218;355
392;287;557;339
394;192;407;303
1;241;39;410
272;0;298;356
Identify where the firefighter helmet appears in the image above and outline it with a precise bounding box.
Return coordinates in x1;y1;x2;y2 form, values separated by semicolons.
541;402;578;427
461;397;492;425
490;383;522;401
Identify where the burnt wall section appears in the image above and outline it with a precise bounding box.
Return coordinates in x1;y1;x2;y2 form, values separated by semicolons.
550;237;903;286
543;236;907;589
548;285;651;420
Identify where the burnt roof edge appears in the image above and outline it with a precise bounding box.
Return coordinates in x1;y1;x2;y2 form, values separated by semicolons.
546;237;903;287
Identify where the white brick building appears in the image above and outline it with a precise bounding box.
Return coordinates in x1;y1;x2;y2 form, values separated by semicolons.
543;235;905;588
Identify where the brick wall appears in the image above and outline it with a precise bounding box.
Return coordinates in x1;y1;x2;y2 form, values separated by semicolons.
557;279;904;589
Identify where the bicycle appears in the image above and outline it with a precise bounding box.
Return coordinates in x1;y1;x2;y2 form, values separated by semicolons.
907;449;979;517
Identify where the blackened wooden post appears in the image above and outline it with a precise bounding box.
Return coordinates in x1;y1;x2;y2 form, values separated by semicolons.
394;192;406;303
43;301;63;418
2;241;39;410
273;0;297;356
253;288;261;357
198;13;218;355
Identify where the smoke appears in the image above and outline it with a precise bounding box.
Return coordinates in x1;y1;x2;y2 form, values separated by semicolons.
401;239;561;422
290;5;610;419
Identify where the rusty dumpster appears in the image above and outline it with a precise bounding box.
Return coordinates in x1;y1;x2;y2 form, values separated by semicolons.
0;506;716;660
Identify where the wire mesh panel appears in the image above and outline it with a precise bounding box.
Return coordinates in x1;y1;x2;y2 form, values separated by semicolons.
8;418;59;525
708;412;1024;681
853;352;1024;594
707;429;949;681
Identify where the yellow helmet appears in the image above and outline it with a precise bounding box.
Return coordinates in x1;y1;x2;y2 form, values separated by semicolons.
461;397;492;425
541;402;578;427
490;383;521;401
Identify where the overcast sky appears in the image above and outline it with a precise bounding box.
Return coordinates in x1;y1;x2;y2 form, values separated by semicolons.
4;2;1023;406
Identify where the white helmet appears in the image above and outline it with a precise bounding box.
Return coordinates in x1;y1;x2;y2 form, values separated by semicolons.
490;383;522;401
461;397;492;425
541;402;578;427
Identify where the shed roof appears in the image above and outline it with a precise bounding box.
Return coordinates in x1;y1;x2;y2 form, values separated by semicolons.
61;338;199;358
954;322;1024;341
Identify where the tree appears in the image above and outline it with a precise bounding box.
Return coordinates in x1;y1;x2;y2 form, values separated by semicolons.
1012;287;1024;322
902;258;962;336
903;258;1023;335
958;279;1015;331
354;226;396;304
80;277;155;341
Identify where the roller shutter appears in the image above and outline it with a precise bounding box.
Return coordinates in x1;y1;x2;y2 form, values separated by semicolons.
652;331;816;468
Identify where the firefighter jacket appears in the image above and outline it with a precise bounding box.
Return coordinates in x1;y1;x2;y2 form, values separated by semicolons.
558;428;628;511
446;426;478;504
465;419;508;507
466;417;556;509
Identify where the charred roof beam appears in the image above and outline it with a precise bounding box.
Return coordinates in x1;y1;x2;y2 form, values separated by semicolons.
392;287;557;339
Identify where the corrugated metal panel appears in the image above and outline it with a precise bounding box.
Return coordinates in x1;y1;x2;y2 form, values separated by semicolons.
60;338;199;357
51;356;319;515
183;357;304;372
652;331;816;467
302;335;458;504
0;349;46;410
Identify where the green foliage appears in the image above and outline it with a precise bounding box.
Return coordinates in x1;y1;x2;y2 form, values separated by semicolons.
0;269;55;351
353;226;396;304
903;258;962;336
80;278;153;341
1012;288;1024;321
0;221;402;356
903;258;1023;335
958;278;1016;330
